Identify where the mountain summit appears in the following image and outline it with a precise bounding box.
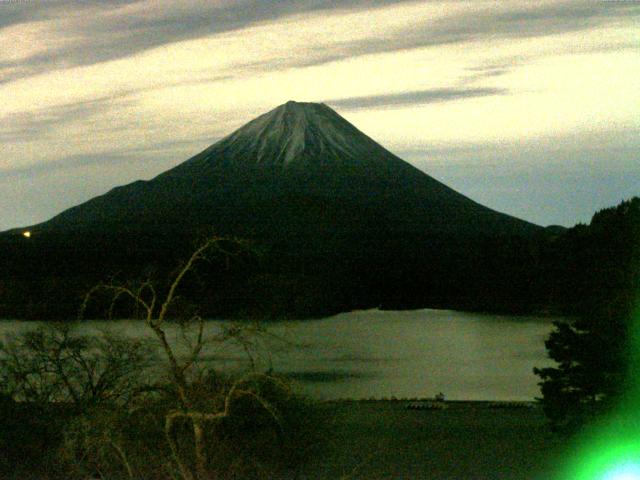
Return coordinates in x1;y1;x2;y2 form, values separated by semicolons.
216;101;368;167
164;100;408;179
175;101;389;169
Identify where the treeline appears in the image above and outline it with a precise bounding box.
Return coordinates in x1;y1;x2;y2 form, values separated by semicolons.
534;197;639;316
0;197;638;320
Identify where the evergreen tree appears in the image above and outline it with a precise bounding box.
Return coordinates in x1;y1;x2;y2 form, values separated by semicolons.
535;198;639;431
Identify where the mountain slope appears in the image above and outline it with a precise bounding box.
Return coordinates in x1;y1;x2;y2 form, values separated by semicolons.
31;101;538;238
1;101;545;319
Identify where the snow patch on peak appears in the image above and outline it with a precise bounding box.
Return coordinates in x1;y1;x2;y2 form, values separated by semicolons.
177;100;404;171
213;101;374;166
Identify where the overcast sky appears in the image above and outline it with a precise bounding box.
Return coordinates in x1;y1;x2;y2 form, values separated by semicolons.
1;0;638;231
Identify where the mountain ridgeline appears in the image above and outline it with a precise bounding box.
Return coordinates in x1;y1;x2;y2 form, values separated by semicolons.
2;101;614;320
35;101;537;236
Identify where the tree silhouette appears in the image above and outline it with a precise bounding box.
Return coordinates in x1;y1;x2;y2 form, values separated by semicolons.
80;237;289;480
534;198;639;431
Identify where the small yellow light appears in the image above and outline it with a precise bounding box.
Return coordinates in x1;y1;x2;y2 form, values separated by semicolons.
22;231;31;238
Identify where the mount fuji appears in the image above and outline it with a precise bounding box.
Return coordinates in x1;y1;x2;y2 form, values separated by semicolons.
29;101;538;237
2;101;544;318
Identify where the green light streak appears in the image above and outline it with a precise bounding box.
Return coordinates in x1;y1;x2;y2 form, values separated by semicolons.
559;306;640;480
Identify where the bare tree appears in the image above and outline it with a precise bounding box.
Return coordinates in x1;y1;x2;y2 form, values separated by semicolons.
79;237;287;480
0;323;154;408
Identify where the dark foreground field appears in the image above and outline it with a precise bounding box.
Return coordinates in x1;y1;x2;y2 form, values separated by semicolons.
0;397;572;479
300;400;566;480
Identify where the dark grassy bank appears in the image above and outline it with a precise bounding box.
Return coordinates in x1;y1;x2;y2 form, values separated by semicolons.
0;397;569;479
301;400;566;480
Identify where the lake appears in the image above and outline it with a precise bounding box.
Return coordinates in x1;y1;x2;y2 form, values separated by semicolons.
0;309;558;401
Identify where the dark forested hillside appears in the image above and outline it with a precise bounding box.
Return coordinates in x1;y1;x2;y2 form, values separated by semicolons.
536;197;640;316
1;194;637;320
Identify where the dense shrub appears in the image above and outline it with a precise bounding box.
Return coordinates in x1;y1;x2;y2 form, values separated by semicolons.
54;374;323;479
0;331;324;479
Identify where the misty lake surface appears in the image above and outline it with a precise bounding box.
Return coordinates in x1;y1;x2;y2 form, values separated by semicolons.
0;309;558;401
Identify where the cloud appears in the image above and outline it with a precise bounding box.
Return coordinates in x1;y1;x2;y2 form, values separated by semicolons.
0;0;413;83
326;87;508;110
460;58;524;84
336;2;636;64
0;152;137;178
0;96;118;144
232;1;640;73
0;68;232;152
0;136;214;179
1;0;637;83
